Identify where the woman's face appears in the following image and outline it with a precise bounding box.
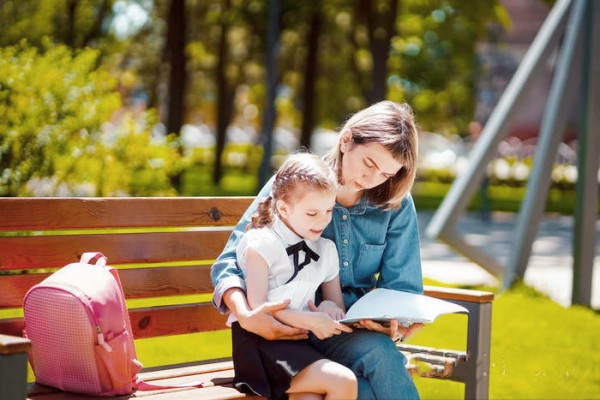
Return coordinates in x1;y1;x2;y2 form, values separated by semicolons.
340;133;403;193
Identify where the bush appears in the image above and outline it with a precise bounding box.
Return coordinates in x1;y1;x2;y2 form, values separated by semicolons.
0;40;181;196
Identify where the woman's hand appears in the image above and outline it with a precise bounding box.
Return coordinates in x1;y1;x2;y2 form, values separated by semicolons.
354;319;424;342
308;299;346;321
224;278;308;341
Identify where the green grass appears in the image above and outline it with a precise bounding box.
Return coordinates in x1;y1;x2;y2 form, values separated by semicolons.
120;282;600;399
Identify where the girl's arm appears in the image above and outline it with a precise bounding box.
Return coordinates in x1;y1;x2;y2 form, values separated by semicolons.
320;275;345;310
245;248;351;339
313;275;347;321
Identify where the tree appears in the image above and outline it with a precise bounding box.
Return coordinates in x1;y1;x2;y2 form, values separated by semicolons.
0;42;181;196
0;0;118;49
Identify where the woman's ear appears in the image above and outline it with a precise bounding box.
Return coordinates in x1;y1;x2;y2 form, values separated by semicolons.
340;130;352;153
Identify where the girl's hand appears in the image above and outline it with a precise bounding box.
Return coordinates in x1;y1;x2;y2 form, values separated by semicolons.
306;311;353;339
355;319;424;342
308;300;346;320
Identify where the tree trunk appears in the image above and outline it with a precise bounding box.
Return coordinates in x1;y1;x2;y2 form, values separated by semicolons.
258;0;281;189
299;3;322;150
165;0;187;138
213;0;234;185
164;0;188;191
366;0;398;103
65;0;77;47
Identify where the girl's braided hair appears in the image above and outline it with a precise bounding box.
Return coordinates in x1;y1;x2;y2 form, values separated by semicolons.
249;152;337;229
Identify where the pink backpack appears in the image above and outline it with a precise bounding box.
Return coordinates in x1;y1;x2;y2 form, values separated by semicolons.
23;252;142;396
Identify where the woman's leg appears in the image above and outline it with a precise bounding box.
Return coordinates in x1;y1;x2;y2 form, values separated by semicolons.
287;359;357;400
310;330;419;400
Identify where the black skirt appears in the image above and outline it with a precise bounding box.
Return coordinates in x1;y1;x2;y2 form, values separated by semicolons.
231;322;326;400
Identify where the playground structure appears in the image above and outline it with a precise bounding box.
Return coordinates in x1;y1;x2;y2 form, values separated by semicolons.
426;0;599;306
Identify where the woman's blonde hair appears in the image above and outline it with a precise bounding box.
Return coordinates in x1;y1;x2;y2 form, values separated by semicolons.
324;100;419;209
249;152;338;229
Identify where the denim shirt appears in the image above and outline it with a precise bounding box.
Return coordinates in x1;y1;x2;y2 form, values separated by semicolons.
211;176;424;313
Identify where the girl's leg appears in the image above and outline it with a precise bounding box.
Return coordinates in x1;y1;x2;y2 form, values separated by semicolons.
287;359;357;400
310;330;419;400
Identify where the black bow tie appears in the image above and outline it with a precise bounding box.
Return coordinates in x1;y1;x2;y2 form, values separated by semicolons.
285;240;320;283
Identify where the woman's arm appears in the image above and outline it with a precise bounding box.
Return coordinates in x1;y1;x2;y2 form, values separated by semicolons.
376;193;424;294
223;288;308;340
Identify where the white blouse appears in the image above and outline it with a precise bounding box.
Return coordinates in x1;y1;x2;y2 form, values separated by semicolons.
230;216;339;324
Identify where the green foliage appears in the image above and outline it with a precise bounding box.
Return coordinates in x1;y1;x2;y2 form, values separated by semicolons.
390;0;509;135
0;41;181;196
0;0;118;49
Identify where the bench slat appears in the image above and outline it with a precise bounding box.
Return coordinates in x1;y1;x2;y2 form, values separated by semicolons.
0;265;215;308
0;197;253;231
0;231;232;270
1;303;227;339
130;303;228;338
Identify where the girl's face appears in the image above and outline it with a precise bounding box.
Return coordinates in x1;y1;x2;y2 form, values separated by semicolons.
340;132;403;193
277;185;336;241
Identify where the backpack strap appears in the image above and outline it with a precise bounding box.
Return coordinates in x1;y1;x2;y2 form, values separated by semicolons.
80;252;107;266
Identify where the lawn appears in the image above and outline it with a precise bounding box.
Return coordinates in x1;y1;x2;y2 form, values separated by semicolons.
129;282;600;399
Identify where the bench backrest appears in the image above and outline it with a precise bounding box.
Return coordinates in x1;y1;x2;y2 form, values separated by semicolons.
0;197;254;340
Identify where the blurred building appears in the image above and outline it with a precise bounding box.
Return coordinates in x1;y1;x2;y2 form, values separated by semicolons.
474;0;578;142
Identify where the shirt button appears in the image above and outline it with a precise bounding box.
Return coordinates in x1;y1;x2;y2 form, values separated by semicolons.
343;239;348;244
343;261;349;267
342;215;348;220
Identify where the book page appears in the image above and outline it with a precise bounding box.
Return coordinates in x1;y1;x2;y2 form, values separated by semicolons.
339;288;468;324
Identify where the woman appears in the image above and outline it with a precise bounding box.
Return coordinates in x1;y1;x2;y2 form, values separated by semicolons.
211;100;424;399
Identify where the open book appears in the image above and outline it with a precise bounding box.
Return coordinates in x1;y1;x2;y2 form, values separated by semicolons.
339;288;468;325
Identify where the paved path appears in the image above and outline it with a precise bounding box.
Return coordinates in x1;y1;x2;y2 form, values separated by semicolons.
417;211;600;308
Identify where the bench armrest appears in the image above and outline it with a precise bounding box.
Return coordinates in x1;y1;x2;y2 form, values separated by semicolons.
424;285;495;304
0;334;31;355
423;285;493;399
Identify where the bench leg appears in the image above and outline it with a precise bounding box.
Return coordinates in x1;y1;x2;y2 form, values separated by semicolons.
463;301;492;400
0;352;29;400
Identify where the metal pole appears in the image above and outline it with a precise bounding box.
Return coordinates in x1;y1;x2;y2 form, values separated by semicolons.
505;0;586;288
572;0;600;306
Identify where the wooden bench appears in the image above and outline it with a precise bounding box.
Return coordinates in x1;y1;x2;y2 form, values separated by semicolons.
0;197;494;400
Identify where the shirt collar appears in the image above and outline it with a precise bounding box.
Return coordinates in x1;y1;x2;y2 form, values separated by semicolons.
335;194;378;215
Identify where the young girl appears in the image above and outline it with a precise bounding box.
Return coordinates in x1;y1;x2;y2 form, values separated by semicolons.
230;153;357;400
